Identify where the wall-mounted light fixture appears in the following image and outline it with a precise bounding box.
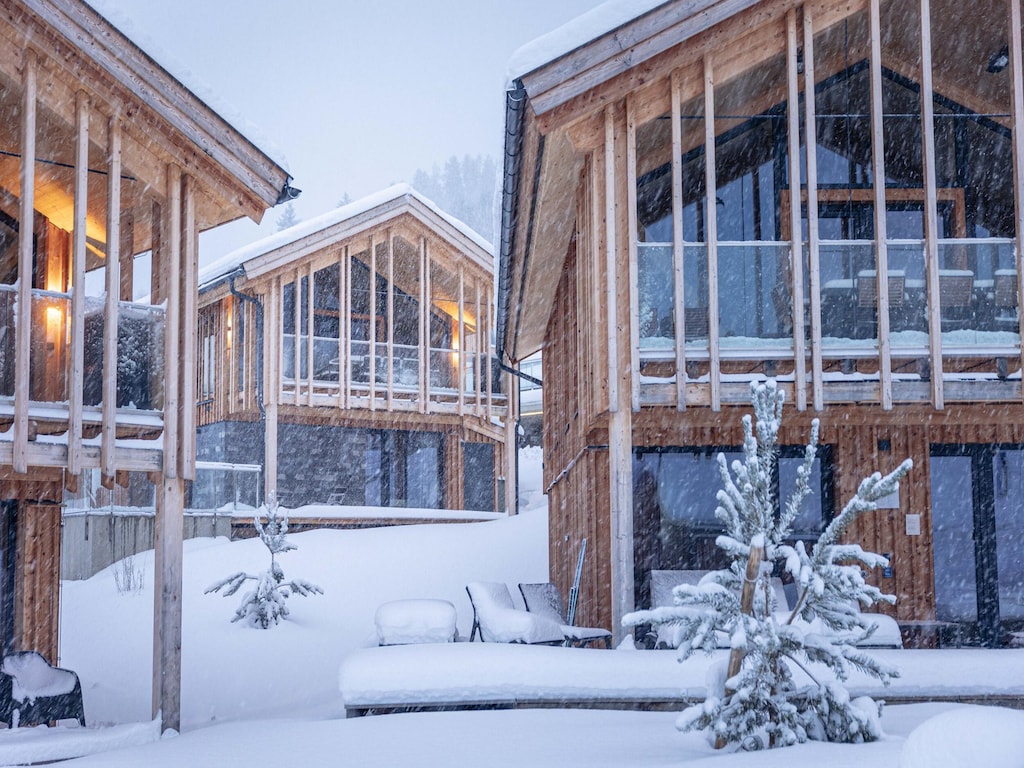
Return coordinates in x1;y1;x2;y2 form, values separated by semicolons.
988;44;1010;74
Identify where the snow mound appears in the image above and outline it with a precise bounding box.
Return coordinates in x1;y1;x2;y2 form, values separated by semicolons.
899;706;1024;768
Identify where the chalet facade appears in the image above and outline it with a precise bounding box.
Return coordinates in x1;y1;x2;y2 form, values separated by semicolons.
499;0;1024;647
196;185;513;522
0;0;290;727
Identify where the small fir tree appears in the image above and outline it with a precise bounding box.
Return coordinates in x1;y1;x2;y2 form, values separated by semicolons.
624;379;912;750
206;491;323;628
275;202;299;231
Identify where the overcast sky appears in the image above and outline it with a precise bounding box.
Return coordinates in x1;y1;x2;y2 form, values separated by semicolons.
93;0;601;261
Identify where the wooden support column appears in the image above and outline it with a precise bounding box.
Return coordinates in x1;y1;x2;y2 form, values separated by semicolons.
386;230;394;409
485;285;493;416
162;164;182;479
305;263;314;406
368;236;377;410
101;114;122;479
13;50;36;475
474;277;482;415
625;94;641;412
1009;0;1024;392
604;105;620;414
920;0;945;408
179;175;197;479
418;237;428;413
609;100;635;643
704;55;722;411
338;245;348;409
457;263;465;417
291;268;300;407
69;91;89;477
671;70;687;411
424;239;432;410
869;0;893;409
504;366;517;516
803;9;824;411
119;211;134;301
265;276;280;498
152;474;183;731
786;10;808;411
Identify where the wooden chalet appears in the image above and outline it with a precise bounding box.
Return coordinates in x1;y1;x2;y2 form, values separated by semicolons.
0;0;291;727
499;0;1024;647
196;185;513;523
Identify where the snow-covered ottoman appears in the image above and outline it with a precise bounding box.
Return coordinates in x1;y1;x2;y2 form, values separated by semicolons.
375;599;458;645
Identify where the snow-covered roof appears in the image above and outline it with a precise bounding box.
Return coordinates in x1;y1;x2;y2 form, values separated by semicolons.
85;0;288;172
507;0;672;81
199;184;493;290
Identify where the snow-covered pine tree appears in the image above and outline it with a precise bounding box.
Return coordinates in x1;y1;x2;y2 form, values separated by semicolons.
624;379;912;750
205;491;323;628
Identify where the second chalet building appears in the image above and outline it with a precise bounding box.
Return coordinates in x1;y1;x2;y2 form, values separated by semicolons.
500;0;1024;647
197;185;513;520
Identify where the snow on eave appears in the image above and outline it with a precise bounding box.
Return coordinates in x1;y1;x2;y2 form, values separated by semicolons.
198;184;493;290
48;0;291;204
508;0;760;115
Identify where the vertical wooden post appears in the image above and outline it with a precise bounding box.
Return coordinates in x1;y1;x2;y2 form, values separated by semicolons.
13;50;36;475
626;94;641;412
101;114;122;479
704;55;722;411
305;262;314;405
368;236;377;410
162;164;182;479
424;239;432;410
386;230;394;409
485;285;493;416
265;277;280;499
457;262;465;416
609;100;635;643
152;474;183;732
1009;0;1024;393
343;245;352;410
786;9;808;411
869;0;893;409
338;245;347;408
418;237;428;413
180;175;197;479
474;277;482;414
119;212;134;301
803;9;824;411
69;90;88;477
920;0;944;409
671;70;687;411
604;105;620;414
504;366;518;516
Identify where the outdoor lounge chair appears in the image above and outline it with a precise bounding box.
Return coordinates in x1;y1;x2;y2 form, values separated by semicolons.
465;582;564;645
0;651;86;727
518;583;612;649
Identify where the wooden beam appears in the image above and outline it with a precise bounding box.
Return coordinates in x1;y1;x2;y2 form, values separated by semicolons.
387;229;395;410
604;105;620;414
338;245;347;409
265;276;280;499
704;56;722;411
162;164;182;479
68;90;88;477
418;237;427;414
179;174;197;480
1010;0;1024;397
475;277;483;415
458;263;465;417
119;211;134;301
368;235;376;410
152;474;183;731
786;9;807;411
101;113;122;479
305;262;314;406
804;7;824;411
671;70;687;411
424;238;432;411
343;245;352;410
13;50;36;475
920;0;945;409
626;94;642;413
292;267;300;408
869;0;893;410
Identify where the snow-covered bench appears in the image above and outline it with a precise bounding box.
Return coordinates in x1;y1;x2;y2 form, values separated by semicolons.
375;599;458;645
0;651;86;727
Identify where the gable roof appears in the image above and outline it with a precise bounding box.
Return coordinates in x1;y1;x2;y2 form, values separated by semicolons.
199;184;493;291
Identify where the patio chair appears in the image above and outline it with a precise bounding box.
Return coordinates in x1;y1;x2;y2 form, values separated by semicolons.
0;651;86;727
518;583;612;649
994;269;1018;329
465;582;564;645
939;270;974;330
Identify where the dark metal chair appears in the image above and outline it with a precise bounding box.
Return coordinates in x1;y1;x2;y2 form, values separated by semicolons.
518;582;612;649
0;651;86;727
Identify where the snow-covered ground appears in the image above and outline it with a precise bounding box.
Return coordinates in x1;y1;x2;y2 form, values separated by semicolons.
1;450;1022;766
